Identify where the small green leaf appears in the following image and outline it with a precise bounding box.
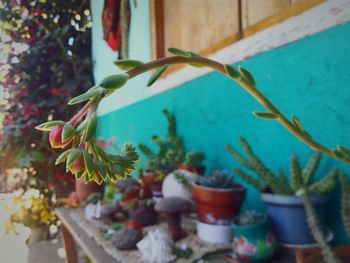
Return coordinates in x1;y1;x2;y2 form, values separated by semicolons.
83;151;95;175
147;65;168;86
76;118;89;133
66;149;82;165
167;47;191;58
75;170;85;180
68;86;103;105
113;59;143;70
55;149;73;165
332;149;345;160
85;112;97;142
238;66;256;86
224;64;241;79
253;112;279;120
292;115;304;132
302;130;313;139
337;145;350;157
35;120;65;131
94;145;109;162
99;73;129;90
61;123;76;141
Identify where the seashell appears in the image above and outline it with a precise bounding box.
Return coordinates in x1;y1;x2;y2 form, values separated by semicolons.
137;229;176;263
84;201;101;219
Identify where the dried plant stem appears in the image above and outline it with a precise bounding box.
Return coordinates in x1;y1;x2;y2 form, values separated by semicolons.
127;56;348;163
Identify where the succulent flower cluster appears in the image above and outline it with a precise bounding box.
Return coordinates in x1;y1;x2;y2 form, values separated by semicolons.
36;76;139;184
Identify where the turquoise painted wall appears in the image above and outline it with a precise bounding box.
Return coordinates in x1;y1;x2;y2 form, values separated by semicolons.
91;1;350;244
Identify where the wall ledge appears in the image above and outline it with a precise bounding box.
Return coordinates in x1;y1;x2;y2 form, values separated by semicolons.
150;0;350;95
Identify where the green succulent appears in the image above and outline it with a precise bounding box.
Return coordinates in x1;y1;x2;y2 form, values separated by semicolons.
233;210;265;226
196;170;235;188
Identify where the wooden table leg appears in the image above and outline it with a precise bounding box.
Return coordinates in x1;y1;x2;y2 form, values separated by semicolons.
62;224;78;263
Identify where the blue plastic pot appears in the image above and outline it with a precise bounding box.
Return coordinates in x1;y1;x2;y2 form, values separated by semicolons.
261;193;329;245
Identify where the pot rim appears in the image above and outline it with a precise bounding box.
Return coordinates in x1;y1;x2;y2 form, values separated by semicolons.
261;192;329;205
192;182;246;192
232;214;268;230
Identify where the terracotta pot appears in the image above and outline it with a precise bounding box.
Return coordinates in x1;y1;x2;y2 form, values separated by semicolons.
192;183;246;225
296;245;350;263
75;178;103;203
142;170;165;199
176;163;205;175
121;184;141;205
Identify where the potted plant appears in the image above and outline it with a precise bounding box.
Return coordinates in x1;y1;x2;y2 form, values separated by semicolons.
192;170;246;243
162;150;205;201
232;210;277;263
115;178;142;205
75;178;103;203
176;150;206;174
226;136;338;245
139;109;205;200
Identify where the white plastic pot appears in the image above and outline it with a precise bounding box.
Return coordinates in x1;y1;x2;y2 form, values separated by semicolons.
196;220;233;244
162;169;198;201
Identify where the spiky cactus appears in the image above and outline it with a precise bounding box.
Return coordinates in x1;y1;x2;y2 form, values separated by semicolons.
303;195;341;263
138;109;185;171
226;137;340;263
184;151;205;167
340;174;350;239
225;137;338;196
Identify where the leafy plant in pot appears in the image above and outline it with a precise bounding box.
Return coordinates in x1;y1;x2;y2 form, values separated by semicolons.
232;210;277;263
226;137;338;246
192;170;246;243
139;109;205;200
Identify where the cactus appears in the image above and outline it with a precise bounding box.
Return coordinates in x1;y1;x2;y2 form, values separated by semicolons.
302;152;321;185
303;195;341;263
340;174;350;239
307;168;338;195
226;137;338;196
233;168;265;191
184;151;205;167
139;109;204;172
196;170;235;188
290;155;303;192
277;169;293;195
